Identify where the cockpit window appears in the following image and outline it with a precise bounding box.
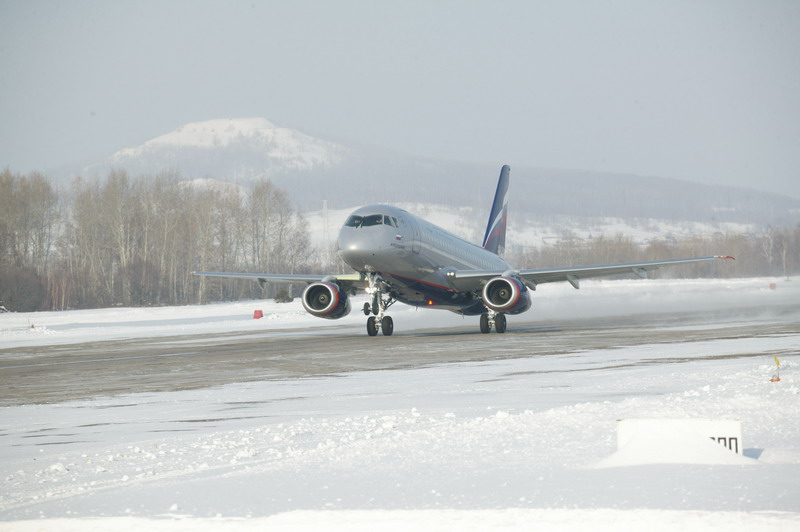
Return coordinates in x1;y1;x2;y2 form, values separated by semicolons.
346;214;399;228
361;214;384;227
345;215;363;227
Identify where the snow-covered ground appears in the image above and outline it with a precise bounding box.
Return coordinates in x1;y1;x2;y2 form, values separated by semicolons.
1;278;799;530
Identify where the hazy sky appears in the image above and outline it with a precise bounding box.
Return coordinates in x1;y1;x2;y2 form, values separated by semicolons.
2;0;799;198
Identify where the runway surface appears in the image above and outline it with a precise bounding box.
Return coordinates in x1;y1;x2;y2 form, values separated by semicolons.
2;304;797;407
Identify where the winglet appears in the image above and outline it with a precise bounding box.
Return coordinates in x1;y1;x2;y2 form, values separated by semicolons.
482;165;510;257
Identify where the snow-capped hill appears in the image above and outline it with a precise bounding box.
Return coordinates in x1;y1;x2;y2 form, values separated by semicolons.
87;118;350;182
116;118;280;152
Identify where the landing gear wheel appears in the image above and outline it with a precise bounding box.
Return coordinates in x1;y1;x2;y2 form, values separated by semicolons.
480;314;491;334
381;316;394;336
367;316;378;336
371;293;380;315
363;302;371;316
495;313;507;333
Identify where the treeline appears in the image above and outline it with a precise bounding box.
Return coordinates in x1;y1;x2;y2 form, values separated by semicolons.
1;169;311;311
1;170;798;312
509;228;800;279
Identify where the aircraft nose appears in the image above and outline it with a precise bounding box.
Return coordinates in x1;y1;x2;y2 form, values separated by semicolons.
337;229;372;269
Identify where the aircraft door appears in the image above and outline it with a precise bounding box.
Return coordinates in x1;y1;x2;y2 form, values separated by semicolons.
407;217;421;254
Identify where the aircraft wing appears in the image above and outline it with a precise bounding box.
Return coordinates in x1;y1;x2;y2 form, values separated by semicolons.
192;271;366;291
446;256;734;291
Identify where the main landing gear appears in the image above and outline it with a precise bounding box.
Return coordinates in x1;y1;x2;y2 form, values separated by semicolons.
479;311;507;334
363;274;396;336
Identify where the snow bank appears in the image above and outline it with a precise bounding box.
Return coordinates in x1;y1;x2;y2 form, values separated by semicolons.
3;509;798;532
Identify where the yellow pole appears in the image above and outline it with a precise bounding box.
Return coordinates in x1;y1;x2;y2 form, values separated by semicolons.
771;355;781;382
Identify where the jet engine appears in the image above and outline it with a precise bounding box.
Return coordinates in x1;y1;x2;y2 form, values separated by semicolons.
481;276;531;314
302;282;351;319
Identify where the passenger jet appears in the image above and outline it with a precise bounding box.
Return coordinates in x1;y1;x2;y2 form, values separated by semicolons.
193;166;733;336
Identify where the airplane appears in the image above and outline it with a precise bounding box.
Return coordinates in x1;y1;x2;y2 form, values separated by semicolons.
193;165;733;336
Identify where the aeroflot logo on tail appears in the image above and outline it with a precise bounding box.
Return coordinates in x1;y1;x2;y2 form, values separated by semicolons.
484;214;506;247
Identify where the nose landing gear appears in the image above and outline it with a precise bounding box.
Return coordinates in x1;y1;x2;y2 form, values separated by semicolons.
365;274;395;336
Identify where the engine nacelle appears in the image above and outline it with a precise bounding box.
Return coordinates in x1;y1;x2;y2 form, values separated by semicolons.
481;276;531;314
302;282;351;319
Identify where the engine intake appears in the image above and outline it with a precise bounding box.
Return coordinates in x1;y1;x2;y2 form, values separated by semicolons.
482;276;531;314
302;282;351;319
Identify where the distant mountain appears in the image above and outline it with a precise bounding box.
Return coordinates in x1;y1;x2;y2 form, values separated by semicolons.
80;118;349;183
74;118;800;228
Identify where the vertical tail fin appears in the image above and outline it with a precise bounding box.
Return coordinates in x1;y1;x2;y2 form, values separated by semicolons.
482;165;510;257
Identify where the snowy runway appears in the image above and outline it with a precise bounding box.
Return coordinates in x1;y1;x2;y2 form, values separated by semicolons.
1;278;799;529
